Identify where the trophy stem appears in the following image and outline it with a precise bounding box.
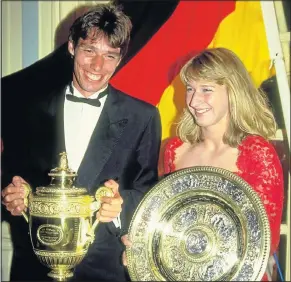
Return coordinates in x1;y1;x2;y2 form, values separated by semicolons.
47;268;73;281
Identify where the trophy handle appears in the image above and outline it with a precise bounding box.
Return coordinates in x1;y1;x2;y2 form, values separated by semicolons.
21;183;32;223
87;186;114;240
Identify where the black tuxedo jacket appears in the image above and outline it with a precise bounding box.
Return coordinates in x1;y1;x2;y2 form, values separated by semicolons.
1;82;161;281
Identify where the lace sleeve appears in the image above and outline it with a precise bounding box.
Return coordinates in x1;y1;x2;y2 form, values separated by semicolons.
238;136;284;255
163;137;183;175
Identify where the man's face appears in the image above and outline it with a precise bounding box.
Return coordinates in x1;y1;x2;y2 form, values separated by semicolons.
68;31;121;97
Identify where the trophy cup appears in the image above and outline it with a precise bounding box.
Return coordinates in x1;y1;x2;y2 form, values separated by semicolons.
21;152;113;281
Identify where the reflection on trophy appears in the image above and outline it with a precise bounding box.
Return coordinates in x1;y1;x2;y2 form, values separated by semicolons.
21;152;113;281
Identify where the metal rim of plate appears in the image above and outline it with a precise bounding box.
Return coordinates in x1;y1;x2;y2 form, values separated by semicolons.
126;166;270;281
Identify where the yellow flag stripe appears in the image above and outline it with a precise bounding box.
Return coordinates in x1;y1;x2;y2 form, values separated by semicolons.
157;1;274;141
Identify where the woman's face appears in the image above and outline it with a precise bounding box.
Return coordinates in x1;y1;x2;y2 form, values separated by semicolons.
186;79;230;130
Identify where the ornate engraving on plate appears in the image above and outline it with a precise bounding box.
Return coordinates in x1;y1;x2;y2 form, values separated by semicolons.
37;224;64;246
126;166;270;281
185;229;209;255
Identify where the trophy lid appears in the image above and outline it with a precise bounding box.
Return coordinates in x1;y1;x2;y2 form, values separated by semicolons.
48;151;76;177
36;152;87;195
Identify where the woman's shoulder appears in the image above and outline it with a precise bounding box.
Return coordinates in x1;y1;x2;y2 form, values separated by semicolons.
163;136;184;174
238;135;279;160
240;135;275;150
164;136;184;152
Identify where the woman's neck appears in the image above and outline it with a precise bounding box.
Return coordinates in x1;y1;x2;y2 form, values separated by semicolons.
200;127;227;151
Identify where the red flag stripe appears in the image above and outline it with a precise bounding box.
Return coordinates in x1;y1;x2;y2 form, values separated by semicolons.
111;1;235;105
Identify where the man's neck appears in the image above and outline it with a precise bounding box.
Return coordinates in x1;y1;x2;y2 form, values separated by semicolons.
70;83;109;98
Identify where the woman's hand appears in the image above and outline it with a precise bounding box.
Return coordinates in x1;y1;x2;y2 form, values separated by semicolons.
121;234;132;266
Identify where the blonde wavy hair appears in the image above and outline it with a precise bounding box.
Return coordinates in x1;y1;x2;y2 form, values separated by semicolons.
177;47;277;147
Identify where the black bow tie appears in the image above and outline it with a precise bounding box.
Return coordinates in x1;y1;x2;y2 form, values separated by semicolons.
66;88;108;107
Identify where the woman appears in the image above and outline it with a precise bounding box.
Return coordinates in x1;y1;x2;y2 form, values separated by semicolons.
163;47;284;281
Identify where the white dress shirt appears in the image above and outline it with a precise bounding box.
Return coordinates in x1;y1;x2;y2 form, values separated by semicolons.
64;83;120;228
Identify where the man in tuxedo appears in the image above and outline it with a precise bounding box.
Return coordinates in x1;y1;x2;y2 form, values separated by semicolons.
2;4;161;281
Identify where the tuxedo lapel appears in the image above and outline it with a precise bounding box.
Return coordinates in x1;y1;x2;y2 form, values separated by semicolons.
46;86;66;168
27;85;66;176
76;86;128;192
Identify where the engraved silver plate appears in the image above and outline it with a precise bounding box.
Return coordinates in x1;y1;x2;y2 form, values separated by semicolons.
126;166;270;281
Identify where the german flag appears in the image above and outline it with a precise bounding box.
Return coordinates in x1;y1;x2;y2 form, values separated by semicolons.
112;0;274;141
2;1;275;167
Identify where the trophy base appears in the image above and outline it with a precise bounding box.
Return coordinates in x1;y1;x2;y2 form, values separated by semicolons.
47;269;73;281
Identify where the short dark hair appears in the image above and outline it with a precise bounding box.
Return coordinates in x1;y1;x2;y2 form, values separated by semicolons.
68;4;132;58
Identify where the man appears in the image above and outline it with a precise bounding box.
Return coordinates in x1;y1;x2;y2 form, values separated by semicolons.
1;4;161;281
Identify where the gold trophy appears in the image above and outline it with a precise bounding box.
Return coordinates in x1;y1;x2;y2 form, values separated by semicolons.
126;167;271;281
21;152;113;281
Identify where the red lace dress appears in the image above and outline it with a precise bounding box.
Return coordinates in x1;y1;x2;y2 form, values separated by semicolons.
164;135;284;281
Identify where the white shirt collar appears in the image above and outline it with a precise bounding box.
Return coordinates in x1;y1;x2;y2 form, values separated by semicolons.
66;83;109;99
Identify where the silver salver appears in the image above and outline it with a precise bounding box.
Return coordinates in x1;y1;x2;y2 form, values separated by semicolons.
126;166;270;281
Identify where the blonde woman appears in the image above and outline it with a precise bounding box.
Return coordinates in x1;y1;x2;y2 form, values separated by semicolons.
163;48;284;281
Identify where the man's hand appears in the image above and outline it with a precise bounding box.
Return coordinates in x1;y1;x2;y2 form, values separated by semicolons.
96;179;123;223
2;176;27;215
121;234;132;266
